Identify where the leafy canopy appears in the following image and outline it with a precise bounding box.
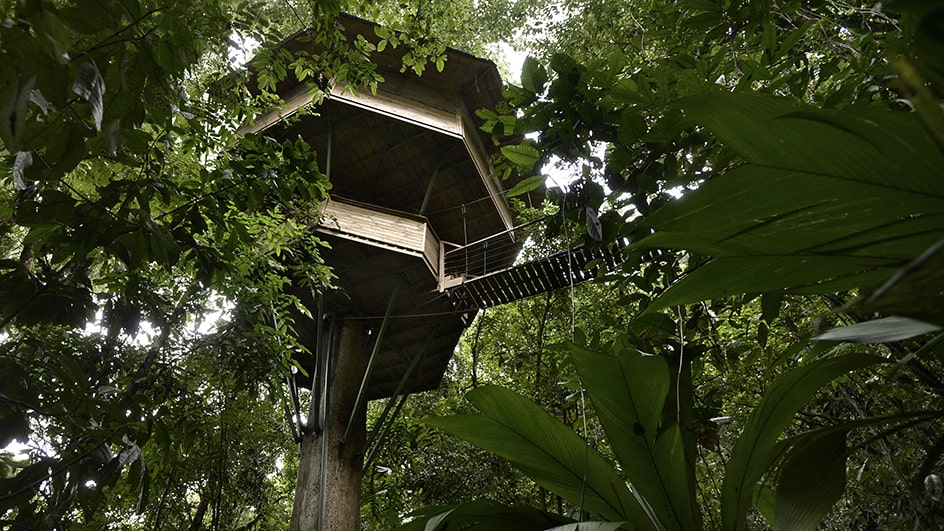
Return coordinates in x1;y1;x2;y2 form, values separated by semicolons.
399;1;944;530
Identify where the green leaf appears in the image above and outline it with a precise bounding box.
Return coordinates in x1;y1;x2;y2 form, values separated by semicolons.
395;501;573;531
73;59;105;130
550;53;579;75
143;218;181;267
721;353;886;531
617;109;649;145
761;291;783;323
0;359;31;447
639;162;942;258
775;21;813;61
569;342;696;529
423;385;647;524
753;484;776;527
43;122;87;177
546;523;626;531
814;316;942;343
585;208;602;242
500;143;540;172
99;443;141;489
520;56;548;94
59;2;118;34
678;93;944;194
506;175;544;197
128;452;149;514
635;94;944;312
0;74;35;152
631;312;677;337
643;256;895;313
775;430;847;531
78;480;107;521
850;239;944;326
37;10;72;63
12;151;32;190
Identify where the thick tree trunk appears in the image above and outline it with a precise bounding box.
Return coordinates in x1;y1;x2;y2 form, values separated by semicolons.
291;317;369;531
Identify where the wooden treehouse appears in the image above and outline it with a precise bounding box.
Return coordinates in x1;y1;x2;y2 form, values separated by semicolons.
244;15;621;530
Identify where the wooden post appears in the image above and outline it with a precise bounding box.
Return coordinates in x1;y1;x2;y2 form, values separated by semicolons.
291;317;369;531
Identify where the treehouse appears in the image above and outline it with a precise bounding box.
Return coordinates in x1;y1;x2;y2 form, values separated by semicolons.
243;15;625;529
244;15;540;403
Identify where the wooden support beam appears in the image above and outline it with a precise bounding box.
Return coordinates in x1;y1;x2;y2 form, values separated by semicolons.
342;286;399;445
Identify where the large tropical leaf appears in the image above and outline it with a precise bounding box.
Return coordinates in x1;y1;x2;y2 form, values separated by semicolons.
774;430;847;531
644;255;894;310
634;93;944;313
568;341;697;530
847;239;944;326
395;500;574;531
423;386;652;526
547;523;627;531
765;409;943;529
720;352;886;531
814;316;942;343
501;142;541;172
679;94;942;193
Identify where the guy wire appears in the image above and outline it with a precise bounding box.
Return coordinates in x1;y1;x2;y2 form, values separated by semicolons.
555;178;590;518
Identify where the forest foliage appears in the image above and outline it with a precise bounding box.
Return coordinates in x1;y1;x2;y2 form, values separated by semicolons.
382;1;944;529
0;0;942;529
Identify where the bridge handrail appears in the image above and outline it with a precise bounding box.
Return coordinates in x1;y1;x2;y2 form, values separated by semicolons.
440;216;549;278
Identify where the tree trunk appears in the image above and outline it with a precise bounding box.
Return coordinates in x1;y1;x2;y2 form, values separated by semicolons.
291;317;369;531
187;492;210;531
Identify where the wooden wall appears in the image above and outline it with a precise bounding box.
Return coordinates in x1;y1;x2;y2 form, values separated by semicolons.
318;196;439;278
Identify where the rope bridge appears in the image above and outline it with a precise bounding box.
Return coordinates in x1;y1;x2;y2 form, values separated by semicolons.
440;217;626;312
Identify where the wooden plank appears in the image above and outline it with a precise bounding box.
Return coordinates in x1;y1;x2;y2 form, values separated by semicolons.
443;240;629;311
547;256;569;291
504;267;528;301
490;268;516;303
481;276;503;308
541;256;561;284
479;275;501;306
447;286;469;311
324;200;425;250
317;197;443;279
464;281;484;308
459;287;479;312
471;280;496;309
513;268;533;301
507;264;530;298
517;266;542;298
572;248;588;269
535;260;557;292
504;268;526;301
486;275;509;307
459;105;515;233
424;225;440;277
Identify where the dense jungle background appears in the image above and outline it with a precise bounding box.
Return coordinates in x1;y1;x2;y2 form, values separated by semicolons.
1;0;943;529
